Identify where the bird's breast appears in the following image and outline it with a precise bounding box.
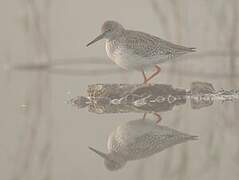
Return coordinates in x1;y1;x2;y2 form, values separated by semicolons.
105;40;144;70
105;40;121;60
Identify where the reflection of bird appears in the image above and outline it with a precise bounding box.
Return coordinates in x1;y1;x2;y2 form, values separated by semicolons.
89;119;197;171
87;21;195;84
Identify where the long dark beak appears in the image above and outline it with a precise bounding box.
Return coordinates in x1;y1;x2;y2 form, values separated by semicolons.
88;146;109;160
86;33;104;47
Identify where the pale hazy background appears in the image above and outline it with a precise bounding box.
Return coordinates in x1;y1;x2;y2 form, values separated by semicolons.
0;0;239;180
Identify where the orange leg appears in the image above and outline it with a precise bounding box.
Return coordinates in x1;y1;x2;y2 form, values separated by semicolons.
141;65;161;84
154;112;162;124
141;69;147;83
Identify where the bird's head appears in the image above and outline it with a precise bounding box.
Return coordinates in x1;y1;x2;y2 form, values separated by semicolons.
86;21;124;47
88;146;126;171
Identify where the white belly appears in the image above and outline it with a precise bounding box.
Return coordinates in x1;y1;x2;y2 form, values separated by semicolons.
105;41;167;71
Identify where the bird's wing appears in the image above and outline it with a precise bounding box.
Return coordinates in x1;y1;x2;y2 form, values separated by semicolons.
122;30;195;58
122;126;196;160
122;132;176;160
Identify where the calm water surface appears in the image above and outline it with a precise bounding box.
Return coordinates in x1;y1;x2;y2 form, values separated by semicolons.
1;0;239;180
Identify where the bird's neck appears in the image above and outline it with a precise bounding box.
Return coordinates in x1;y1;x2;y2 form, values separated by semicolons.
109;152;127;163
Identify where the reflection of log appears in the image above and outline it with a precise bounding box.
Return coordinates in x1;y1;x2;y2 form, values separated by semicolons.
86;84;187;114
86;84;142;114
88;84;186;98
189;82;239;109
190;96;214;109
190;82;215;109
70;82;239;113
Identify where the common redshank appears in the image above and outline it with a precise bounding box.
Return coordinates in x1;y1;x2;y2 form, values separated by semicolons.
87;21;195;84
89;119;197;171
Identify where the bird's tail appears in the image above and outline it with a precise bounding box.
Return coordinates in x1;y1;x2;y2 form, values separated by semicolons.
175;45;196;54
188;47;196;52
190;135;199;140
